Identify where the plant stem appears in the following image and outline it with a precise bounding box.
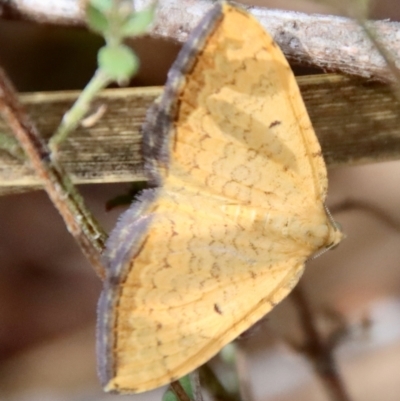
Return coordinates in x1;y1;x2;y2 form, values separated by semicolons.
199;364;241;401
0;66;107;279
292;285;353;401
170;381;192;401
49;69;112;151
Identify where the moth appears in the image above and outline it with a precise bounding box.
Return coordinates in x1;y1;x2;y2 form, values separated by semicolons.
97;1;343;393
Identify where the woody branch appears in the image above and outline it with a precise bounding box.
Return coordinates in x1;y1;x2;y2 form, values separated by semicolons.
1;0;399;81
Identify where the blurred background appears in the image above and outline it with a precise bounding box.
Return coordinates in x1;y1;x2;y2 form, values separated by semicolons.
1;0;400;400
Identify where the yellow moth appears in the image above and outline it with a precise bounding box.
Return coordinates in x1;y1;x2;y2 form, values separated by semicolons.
97;1;343;394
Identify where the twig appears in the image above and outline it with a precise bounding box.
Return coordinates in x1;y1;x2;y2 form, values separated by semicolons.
199;364;240;401
189;371;204;401
291;285;352;401
357;19;400;101
0;66;107;279
1;0;400;81
148;0;400;81
49;69;112;151
170;381;192;401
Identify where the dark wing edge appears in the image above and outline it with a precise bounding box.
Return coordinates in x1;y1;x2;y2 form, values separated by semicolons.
97;188;158;391
142;2;224;185
97;4;226;387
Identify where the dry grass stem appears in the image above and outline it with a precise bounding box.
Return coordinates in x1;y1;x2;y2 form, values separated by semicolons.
1;74;399;194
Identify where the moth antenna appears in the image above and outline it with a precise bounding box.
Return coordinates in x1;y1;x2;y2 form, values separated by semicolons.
324;202;342;233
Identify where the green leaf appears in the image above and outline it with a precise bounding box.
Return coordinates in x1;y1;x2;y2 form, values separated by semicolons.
98;44;139;83
90;0;113;13
121;3;157;37
86;3;109;34
220;343;236;364
162;376;194;401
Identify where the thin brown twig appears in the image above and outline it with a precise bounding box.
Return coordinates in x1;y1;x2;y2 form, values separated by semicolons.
0;66;107;279
170;381;192;401
199;364;241;401
291;285;352;401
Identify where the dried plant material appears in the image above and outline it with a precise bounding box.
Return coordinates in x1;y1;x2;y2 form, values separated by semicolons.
97;2;343;394
80;104;107;128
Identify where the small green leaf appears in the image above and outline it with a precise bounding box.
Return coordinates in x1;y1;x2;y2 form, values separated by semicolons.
121;3;156;37
90;0;113;13
220;343;236;364
163;376;194;401
98;45;139;83
86;3;109;33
